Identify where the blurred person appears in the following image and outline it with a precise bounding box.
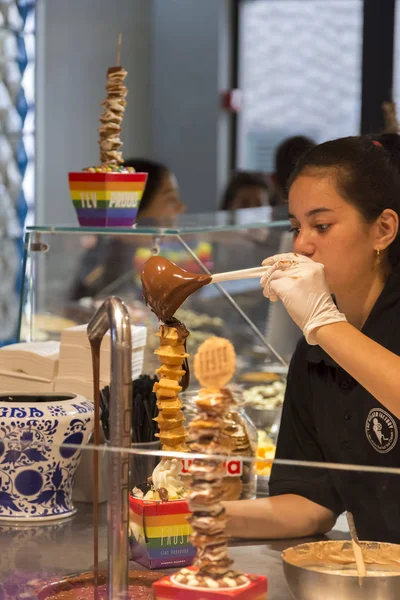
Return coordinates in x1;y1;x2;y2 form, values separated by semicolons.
220;171;271;211
124;158;185;224
270;135;316;219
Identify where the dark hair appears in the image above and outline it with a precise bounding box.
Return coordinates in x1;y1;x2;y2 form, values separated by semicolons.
123;158;169;217
289;133;400;267
220;170;270;211
275;135;316;193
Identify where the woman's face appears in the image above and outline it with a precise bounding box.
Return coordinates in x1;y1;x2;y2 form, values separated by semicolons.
230;185;269;210
288;174;379;296
145;171;185;220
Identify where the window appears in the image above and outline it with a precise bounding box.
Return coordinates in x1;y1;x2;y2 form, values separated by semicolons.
236;0;363;172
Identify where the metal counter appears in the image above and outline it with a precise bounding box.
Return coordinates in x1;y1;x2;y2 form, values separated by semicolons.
0;505;350;599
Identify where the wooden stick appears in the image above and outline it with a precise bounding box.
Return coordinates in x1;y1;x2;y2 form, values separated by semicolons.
211;265;268;284
116;33;122;66
346;511;366;583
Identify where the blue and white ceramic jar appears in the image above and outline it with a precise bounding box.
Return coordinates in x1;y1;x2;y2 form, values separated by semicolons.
0;394;94;522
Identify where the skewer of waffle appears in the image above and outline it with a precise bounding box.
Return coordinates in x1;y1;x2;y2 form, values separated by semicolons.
175;337;249;589
153;324;189;452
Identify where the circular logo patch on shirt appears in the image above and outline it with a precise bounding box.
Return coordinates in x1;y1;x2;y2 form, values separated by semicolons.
365;408;398;454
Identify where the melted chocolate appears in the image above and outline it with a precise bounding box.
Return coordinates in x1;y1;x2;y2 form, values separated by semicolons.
166;317;190;391
43;584;152;600
107;66;126;75
141;256;211;322
157;487;169;502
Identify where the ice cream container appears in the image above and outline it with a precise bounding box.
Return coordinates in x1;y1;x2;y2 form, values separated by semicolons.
129;495;195;569
153;569;268;599
68;171;147;227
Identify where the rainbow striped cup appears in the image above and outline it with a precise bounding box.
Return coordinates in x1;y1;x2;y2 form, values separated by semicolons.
129;495;195;569
68;171;148;227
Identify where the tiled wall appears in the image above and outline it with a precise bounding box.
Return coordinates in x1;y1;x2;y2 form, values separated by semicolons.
0;0;35;345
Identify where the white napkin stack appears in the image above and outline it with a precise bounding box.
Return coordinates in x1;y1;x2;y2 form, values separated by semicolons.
54;324;147;399
0;341;60;393
0;324;147;399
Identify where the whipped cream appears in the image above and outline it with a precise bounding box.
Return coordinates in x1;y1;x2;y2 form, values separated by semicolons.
153;458;183;489
143;458;185;501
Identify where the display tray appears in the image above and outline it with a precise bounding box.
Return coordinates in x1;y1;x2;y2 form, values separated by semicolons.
153;568;268;599
35;570;164;599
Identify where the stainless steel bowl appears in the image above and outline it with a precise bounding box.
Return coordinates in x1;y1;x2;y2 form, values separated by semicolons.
283;540;400;600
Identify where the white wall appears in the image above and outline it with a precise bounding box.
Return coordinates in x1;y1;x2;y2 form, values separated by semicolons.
151;0;232;213
36;0;232;222
36;0;152;224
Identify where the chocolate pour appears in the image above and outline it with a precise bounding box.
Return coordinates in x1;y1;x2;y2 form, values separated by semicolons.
141;256;211;323
141;257;210;390
89;338;101;600
166;317;190;392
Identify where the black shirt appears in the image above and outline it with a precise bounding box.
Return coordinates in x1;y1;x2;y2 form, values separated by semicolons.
269;266;400;543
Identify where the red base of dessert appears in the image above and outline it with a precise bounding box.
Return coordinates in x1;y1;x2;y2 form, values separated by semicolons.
153;570;268;599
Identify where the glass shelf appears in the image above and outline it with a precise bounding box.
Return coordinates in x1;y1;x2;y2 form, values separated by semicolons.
26;207;289;235
19;211;295;371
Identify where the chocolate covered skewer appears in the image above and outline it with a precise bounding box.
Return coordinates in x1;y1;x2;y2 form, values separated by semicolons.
175;338;249;589
98;66;127;165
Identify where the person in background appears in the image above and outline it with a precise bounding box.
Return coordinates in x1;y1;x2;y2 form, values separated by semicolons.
70;159;185;300
270;135;316;219
220;171;271;211
124;158;185;224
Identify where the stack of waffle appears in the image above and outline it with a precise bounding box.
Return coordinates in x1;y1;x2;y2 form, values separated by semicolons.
220;411;253;500
153;324;189;452
177;388;248;588
98;66;127;165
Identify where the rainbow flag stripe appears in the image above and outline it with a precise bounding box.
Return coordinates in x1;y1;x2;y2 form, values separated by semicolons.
68;171;147;227
129;496;195;569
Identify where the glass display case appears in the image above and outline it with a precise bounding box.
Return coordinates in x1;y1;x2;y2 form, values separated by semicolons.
18;209;294;376
4;222;400;599
0;443;397;600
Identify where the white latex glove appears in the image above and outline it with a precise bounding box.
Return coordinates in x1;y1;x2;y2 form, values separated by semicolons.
260;253;347;345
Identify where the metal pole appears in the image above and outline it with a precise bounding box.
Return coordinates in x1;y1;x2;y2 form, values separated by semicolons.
88;297;132;600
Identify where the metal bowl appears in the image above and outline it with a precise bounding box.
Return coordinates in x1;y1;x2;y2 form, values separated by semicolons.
283;540;400;600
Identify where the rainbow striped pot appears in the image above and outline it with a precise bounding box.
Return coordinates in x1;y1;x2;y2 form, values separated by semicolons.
68;172;148;227
129;495;195;569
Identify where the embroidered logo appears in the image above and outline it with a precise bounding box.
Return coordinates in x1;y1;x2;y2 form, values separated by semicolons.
365;408;398;454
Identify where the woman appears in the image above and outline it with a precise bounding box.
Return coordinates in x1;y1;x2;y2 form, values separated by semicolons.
226;134;400;543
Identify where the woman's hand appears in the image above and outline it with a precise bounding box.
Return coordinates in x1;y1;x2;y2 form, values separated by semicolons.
260;252;347;344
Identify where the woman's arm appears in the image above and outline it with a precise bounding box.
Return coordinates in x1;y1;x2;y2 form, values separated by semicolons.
224;494;336;539
315;321;400;419
261;254;400;419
